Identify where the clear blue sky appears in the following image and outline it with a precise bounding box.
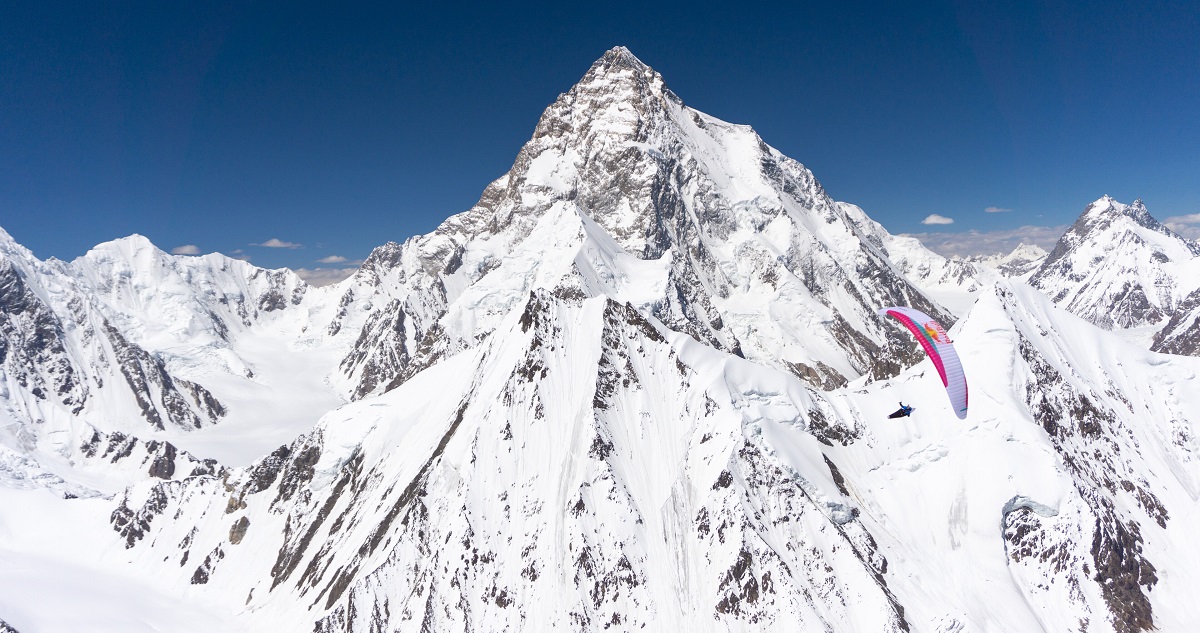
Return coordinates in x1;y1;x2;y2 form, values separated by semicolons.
2;1;1198;273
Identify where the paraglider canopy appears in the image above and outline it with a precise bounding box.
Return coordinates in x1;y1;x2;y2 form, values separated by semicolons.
879;306;968;419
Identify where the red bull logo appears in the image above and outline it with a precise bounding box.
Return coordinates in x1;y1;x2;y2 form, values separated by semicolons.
924;321;951;343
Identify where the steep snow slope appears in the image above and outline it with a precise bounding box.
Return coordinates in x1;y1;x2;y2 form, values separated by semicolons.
27;280;1200;632
331;47;954;399
0;481;248;633
0;226;352;495
1152;286;1200;356
811;281;1200;632
104;291;906;632
840;202;985;317
1030;196;1200;331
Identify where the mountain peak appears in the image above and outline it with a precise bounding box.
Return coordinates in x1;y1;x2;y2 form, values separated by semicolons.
1084;196;1150;224
1031;196;1200;329
999;242;1049;265
570;46;672;104
1084;194;1121;216
597;45;645;70
83;234;163;261
1071;195;1166;235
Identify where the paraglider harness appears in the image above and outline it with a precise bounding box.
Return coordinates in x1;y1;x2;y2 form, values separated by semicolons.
888;403;914;419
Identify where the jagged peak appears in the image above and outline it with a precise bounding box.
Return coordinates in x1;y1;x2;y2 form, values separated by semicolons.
1034;194;1200;289
570;45;674;105
1083;196;1149;224
1084;194;1123;215
351;241;404;286
596;46;649;73
1071;195;1169;234
362;241;403;268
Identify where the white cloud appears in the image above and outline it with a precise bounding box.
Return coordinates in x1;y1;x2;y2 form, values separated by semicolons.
984;206;1011;213
1164;213;1200;224
1168;226;1200;240
171;244;200;255
254;238;302;249
904;224;1068;258
317;255;347;264
1164;220;1200;240
1163;214;1200;240
293;267;357;286
921;214;955;225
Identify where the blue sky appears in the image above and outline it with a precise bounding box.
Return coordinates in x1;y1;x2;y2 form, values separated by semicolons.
2;1;1198;279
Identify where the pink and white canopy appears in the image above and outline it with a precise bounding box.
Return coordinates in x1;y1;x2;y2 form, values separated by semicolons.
879;306;968;419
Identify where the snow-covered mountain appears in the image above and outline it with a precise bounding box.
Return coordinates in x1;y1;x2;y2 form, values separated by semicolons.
841;202;987;317
0;222;360;488
1;47;1199;633
967;242;1048;280
1152;286;1200;355
90;278;1200;633
1029;196;1200;331
331;47;974;405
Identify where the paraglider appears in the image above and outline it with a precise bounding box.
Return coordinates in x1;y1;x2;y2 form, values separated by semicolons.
888;402;914;419
878;306;968;419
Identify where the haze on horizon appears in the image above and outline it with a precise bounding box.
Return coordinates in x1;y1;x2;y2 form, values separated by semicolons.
2;2;1198;284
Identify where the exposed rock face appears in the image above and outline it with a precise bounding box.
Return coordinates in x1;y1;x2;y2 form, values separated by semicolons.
101;320;223;431
78;429;222;481
1029;196;1200;330
0;229;274;443
110;291;908;632
0;257;87;417
333;47;954;400
981;283;1186;633
340;299;410;401
1151;285;1200;355
1017;332;1162;632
